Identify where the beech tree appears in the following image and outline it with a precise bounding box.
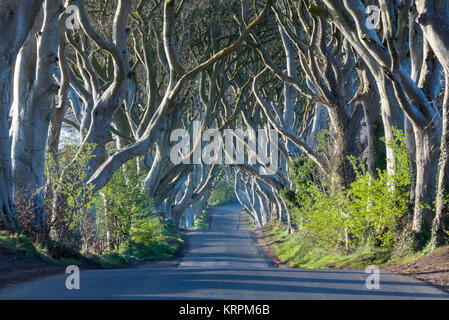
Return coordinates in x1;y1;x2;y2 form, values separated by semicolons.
11;0;63;233
0;0;43;230
414;0;449;246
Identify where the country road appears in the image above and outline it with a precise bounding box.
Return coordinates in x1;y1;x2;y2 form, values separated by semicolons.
0;204;448;300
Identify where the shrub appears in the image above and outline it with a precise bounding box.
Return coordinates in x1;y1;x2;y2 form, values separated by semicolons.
282;128;410;250
96;160;153;249
346;128;410;247
120;218;184;261
44;139;97;248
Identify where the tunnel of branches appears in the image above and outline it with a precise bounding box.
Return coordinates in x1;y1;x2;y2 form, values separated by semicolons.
1;0;449;252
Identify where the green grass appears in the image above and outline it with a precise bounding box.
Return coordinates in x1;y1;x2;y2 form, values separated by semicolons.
0;233;90;268
246;213;256;231
259;222;448;270
386;243;438;265
263;223;394;269
0;218;185;269
0;234;48;262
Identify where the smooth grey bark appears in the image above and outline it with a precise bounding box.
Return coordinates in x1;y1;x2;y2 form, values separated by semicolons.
234;171;255;219
279;25;298;156
144;111;182;208
0;0;43;230
270;6;365;188
171;173;195;226
411;125;440;235
321;0;404;180
71;0;131;175
414;0;449;245
308;105;328;149
236;171;261;226
410;41;442;238
385;59;441;242
183;189;210;229
433;76;449;246
47;9;71;167
10;0;61;233
405;3;424;208
355;61;382;177
0;66;14;229
172;165;219;226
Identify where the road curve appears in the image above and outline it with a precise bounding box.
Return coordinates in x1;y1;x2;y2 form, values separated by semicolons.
0;204;448;300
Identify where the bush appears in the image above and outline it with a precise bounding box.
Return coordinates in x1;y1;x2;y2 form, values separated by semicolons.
282;128;410;250
120;218;184;261
44;139;97;247
96;160;153;250
130;217;174;244
193;210;210;230
346;128;410;247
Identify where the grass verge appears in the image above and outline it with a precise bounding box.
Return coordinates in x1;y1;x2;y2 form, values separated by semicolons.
255;222;445;271
0;218;185;287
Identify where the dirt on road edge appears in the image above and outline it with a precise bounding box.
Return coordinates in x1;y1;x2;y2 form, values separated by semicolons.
0;241;64;290
382;249;449;292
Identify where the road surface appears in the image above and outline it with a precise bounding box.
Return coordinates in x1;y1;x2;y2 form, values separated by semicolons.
0;204;448;300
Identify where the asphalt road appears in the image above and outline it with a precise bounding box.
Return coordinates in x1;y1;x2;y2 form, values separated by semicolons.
1;204;448;300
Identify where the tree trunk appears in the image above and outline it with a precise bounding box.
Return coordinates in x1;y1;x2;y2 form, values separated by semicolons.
0;0;44;230
412;125;440;241
328;105;362;189
405;117;417;214
0;68;15;230
10;0;61;234
432;77;449;246
308;105;328;149
378;78;405;177
415;0;449;246
361;92;383;177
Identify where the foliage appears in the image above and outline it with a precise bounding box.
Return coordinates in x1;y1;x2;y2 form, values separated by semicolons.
282;128;410;250
96;161;184;261
193;209;211;230
42;139;184;264
130;217;178;244
207;179;237;206
281;156;320;224
0;233;101;268
120;218;184;261
44;138;97;245
96;160;153;248
346;128;410;247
